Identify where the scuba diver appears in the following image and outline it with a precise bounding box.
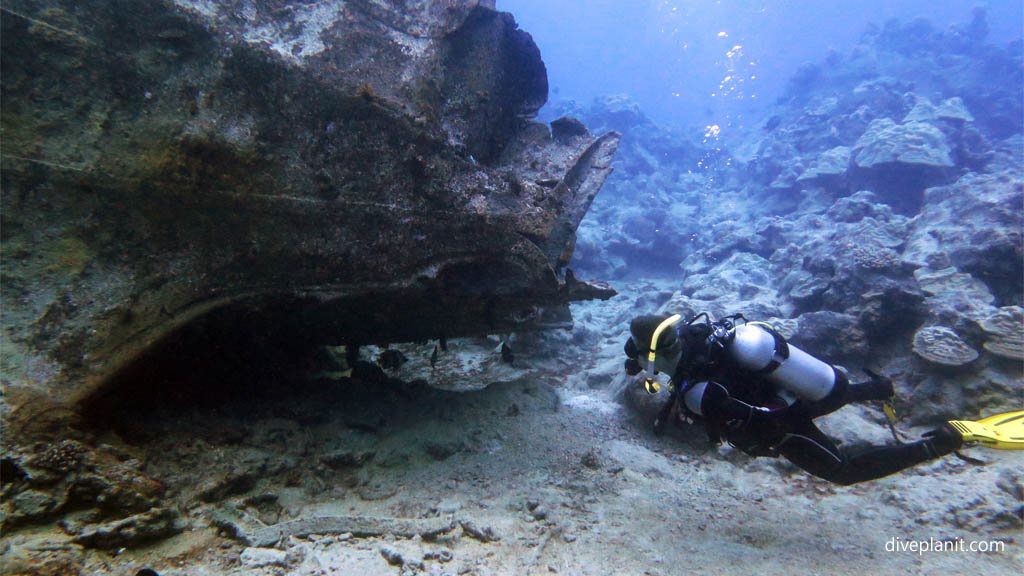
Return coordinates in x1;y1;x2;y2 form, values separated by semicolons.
622;313;971;486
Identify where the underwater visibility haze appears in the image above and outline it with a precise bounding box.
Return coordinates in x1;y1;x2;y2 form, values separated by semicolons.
0;1;1022;575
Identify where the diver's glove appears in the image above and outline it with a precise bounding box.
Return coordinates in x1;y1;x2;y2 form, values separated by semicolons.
623;337;643;375
922;423;964;458
862;368;895;400
624;358;643;376
624;337;639;358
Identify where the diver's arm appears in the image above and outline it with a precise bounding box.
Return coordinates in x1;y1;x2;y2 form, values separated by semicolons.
685;381;788;439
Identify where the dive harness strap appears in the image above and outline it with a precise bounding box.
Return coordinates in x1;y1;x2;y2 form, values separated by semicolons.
860;368;903;444
883;397;902;443
748;322;790;375
644;314;681;394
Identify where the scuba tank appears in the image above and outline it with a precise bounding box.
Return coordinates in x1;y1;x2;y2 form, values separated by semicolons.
726;322;837;402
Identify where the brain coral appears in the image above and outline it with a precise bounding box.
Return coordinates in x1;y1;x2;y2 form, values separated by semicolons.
912;326;979;366
852;244;901;270
853;118;954;168
980;306;1024;360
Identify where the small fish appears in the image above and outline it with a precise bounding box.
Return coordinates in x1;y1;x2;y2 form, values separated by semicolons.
430;345;439;368
501;342;514;364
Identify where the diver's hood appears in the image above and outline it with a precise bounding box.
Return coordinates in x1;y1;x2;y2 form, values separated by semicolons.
630;314;684;375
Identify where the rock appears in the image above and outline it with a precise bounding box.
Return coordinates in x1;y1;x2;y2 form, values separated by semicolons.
783;270;830;312
947;494;1023;532
850;118;955;211
380;545;405;566
996;469;1024;502
825;190;894;223
320;451;376;470
911;326;979;367
0;535;86;576
936;98;974;124
682;253;773;300
424;441;463;461
580;450;602;470
70;507;181;549
8;489;62;523
243;493;283;526
460;519;499;542
904;96;975;124
240;547;290;569
792;312;868;362
585;372;608;389
551;116;590;143
434;498;464;515
913;267;995;305
424;548;455;563
856;285;927;341
377;349;408;371
198;468;259;503
619;373;671;424
585;94;651;134
853;119;954;169
530;506;549;521
904;171;1023;304
913;267;997;326
356;479;399;502
796;145;850;190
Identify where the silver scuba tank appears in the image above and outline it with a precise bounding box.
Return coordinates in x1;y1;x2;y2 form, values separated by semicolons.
727;323;837;401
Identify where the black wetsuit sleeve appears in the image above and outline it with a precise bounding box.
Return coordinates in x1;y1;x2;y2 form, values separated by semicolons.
699;382;788;444
700;381;755;421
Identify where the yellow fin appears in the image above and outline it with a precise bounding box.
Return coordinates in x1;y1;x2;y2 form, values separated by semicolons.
949;410;1024;450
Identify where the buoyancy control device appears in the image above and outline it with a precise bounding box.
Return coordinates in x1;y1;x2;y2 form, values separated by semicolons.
642;313;842;411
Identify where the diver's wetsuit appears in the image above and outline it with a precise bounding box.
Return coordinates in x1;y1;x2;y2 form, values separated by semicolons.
631;319;958;486
694;377;943;486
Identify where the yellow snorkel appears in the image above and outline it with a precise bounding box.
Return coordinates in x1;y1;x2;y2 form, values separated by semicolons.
644;314;681;394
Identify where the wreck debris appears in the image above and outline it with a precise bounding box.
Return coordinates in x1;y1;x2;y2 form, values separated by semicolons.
459;519;500;542
1;0;619;420
244;516;459;547
1;0;620;553
69;508;182;549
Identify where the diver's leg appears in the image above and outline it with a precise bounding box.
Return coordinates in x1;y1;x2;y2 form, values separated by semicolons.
772;423;845;481
801;370;894;418
800;371;849;418
843;378;894;403
775;423;962;486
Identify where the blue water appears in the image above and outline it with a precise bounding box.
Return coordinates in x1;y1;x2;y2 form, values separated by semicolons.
501;0;1023;128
